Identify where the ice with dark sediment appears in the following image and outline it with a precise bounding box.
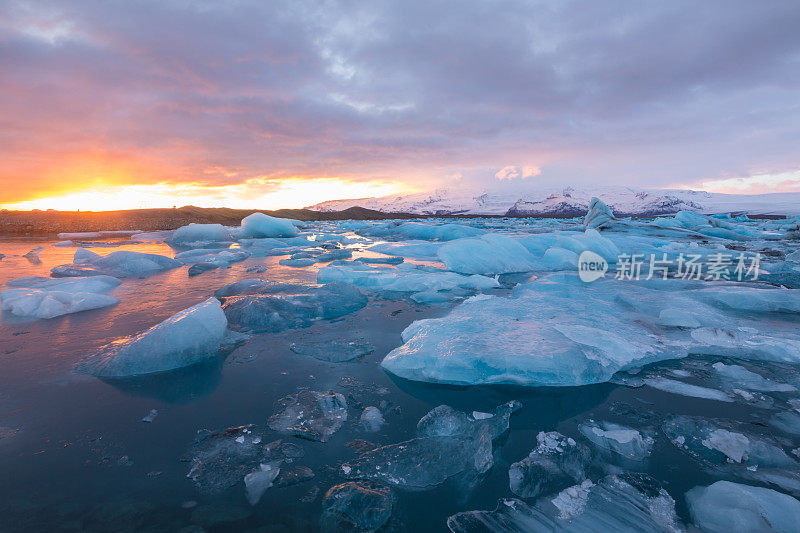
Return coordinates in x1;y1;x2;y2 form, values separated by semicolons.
222;282;367;332
448;473;683;532
184;426;302;497
320;481;395;533
268;390;348;442
340;402;519;489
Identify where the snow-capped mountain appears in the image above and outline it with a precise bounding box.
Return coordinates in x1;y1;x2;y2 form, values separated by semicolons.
308;186;800;216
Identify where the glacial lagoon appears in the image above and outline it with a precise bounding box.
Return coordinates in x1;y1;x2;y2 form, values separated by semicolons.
1;209;800;531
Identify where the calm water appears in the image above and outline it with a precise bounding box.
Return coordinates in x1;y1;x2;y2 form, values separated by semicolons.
0;234;781;531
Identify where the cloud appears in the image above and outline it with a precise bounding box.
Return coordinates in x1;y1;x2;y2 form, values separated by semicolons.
494;166;542;180
1;0;800;204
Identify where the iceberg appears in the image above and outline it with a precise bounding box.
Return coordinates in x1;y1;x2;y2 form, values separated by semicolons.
289;338;374;362
381;276;673;386
318;260;499;295
583;197;618;229
1;289;119;319
53;249;182;278
168;223;232;244
239;213;300;238
1;275;122;319
77;298;228;377
686;481;800;533
437;234;538;275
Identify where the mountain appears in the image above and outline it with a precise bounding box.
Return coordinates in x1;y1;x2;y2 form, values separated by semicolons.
308;186;800;217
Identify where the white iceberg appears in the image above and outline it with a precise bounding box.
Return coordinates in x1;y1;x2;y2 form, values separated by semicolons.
239;213;299;238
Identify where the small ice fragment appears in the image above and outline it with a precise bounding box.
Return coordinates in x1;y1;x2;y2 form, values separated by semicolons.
141;409;158;423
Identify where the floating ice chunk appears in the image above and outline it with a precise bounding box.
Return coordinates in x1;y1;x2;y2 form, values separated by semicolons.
169;223;232;244
509;431;592;498
1;288;119;319
657;308;702;328
578;420;654;460
239;213;299;238
438;234;538;275
696;286;800;314
356;256;404;265
315;249;353;262
244;462;281;505
712;363;795;392
360;221;485;242
342;402;517;489
318;260;498;294
5;275;121;294
690;327;800;363
366;241;443;260
321;481;395;533
57;232;103;239
23;246;44;263
448;473;682;533
686;481;800;533
77;298;227;377
416;401;520;440
382;276;672;387
54;249;182;278
340;434;492;489
268;390;348;442
644;377;733;402
770;412;800;436
584;197;617;229
290;338;374;362
185;425;279;495
223;282;367;332
359;407;386;432
141;409;158;423
174;248;250;267
213;279;308;298
702;429;750;463
279;258;315;267
663;415;797;471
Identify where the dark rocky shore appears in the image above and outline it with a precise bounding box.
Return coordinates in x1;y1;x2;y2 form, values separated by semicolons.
0;206;414;236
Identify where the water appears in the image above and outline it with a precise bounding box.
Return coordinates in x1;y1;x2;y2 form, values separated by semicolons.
0;219;797;531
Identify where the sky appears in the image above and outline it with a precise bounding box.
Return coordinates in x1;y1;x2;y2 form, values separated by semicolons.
1;0;799;210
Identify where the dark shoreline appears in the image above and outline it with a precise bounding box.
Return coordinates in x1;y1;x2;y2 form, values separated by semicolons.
0;205;786;236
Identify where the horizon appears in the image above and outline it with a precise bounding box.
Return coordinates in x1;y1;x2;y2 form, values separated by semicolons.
2;1;800;210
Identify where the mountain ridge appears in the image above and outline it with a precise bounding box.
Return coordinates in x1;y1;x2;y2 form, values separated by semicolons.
308;186;800;217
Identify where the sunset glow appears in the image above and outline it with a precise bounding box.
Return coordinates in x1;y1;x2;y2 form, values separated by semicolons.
1;178;405;212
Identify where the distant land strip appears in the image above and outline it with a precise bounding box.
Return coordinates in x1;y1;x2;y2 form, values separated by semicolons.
0;205;785;236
